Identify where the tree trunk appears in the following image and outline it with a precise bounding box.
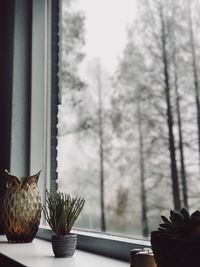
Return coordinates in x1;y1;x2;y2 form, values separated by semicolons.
173;44;188;208
160;5;181;210
137;96;149;237
188;0;200;170
97;61;106;231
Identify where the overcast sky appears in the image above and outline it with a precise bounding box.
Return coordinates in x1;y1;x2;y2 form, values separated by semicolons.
77;0;138;72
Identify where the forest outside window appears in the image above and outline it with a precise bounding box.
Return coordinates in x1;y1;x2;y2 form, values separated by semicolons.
56;0;200;239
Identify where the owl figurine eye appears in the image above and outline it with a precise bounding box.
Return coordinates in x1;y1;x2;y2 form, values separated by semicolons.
6;181;12;189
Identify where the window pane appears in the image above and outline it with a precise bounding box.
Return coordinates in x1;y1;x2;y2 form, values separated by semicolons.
57;0;200;238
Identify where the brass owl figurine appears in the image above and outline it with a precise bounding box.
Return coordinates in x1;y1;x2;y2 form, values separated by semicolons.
2;170;41;243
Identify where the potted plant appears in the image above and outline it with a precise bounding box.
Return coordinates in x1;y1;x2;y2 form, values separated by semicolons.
42;190;85;257
151;208;200;267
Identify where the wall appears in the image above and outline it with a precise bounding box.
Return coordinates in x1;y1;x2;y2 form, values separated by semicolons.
0;0;32;233
0;0;15;233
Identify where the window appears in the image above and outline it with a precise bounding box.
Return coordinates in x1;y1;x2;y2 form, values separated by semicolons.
56;0;200;240
36;0;149;261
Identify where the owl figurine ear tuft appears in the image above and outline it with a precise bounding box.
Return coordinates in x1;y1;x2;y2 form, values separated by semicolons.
32;170;41;181
21;170;41;189
4;169;21;189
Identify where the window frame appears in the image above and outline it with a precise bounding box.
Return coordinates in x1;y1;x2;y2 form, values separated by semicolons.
33;0;151;262
30;0;51;194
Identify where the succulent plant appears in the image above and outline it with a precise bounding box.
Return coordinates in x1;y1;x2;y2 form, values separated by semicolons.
42;190;85;235
153;208;200;239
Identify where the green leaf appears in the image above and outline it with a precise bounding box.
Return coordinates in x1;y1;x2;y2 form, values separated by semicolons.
158;227;171;232
180;208;190;219
191;210;200;219
170;211;184;225
161;215;170;223
159;223;176;231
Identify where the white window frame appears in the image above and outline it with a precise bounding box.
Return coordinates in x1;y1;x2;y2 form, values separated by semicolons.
30;0;51;201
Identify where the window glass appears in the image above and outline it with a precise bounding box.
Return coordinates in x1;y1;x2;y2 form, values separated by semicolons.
57;0;200;238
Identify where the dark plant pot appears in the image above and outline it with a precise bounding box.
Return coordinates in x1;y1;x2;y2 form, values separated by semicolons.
151;234;200;267
52;234;77;257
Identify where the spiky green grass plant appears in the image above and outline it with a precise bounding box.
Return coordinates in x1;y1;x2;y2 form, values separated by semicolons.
43;190;85;235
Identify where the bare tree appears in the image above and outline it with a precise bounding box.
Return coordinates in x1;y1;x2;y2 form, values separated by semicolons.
158;2;181;210
96;60;106;231
137;92;149;236
82;58;113;231
188;0;200;169
171;11;188;207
